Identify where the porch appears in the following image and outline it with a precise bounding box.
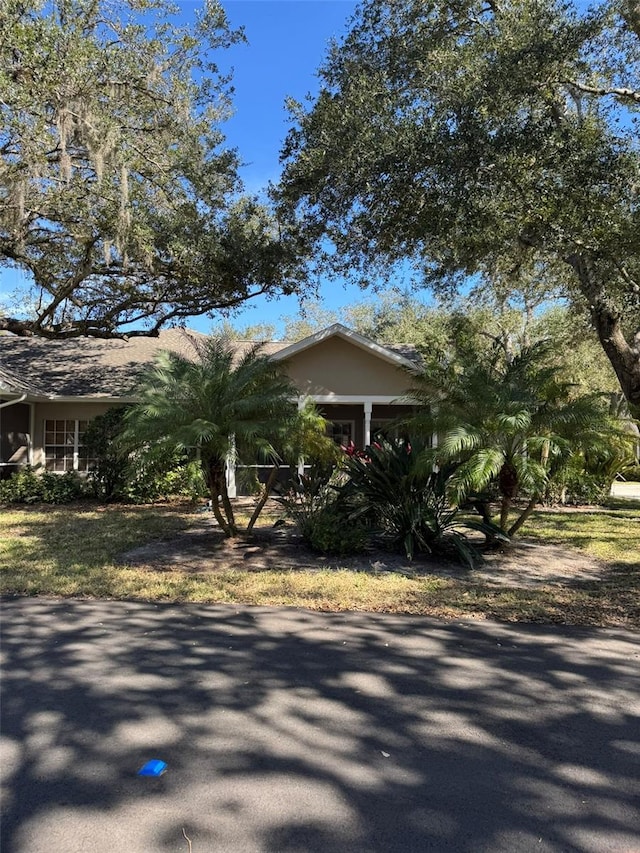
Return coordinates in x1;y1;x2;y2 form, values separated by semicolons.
226;395;419;497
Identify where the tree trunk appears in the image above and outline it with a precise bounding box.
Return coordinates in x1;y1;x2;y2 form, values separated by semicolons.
206;461;232;536
499;495;512;533
508;495;539;537
567;252;640;412
219;472;238;536
247;464;280;532
498;462;518;531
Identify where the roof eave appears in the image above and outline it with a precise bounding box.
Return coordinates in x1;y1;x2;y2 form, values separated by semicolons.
44;395;140;404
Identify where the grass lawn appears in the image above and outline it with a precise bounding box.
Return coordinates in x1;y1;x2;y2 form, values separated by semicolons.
1;499;639;628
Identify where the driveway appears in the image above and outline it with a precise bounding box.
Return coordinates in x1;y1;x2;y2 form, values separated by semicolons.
1;598;639;853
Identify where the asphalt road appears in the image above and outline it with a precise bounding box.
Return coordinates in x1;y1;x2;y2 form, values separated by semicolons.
1;597;639;853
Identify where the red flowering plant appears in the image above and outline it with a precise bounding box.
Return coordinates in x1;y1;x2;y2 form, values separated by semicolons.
340;439;371;460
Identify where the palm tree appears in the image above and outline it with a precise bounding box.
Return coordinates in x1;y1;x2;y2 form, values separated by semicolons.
123;335;298;536
409;342;630;538
245;397;339;532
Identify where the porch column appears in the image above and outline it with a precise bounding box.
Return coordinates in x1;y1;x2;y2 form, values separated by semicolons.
297;396;306;479
363;400;372;448
225;435;237;498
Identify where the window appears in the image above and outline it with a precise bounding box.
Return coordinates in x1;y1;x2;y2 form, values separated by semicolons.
44;419;93;472
329;421;354;446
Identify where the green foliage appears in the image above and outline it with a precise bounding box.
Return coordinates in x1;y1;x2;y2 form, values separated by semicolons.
278;471;368;556
544;467;611;506
278;399;341;471
305;509;369;556
622;464;640;482
83;407;130;500
281;301;340;341
543;431;639;504
278;0;640;406
533;306;620;396
409;342;635;536
123;335;298;534
0;0;301;338
0;468;87;504
338;438;500;567
121;451;206;504
83;406;206;503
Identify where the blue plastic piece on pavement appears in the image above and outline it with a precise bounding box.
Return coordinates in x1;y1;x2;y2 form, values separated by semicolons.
137;759;167;777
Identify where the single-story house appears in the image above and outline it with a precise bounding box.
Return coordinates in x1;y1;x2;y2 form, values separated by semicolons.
0;323;425;494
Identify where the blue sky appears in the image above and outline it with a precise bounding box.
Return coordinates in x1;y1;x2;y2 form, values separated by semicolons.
201;0;366;334
217;0;357;194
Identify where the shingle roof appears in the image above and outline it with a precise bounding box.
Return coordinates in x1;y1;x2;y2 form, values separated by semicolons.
0;326;422;398
0;364;48;396
0;328;211;397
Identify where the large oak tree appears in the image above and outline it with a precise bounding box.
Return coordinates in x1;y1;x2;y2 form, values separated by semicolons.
277;0;640;408
0;0;301;339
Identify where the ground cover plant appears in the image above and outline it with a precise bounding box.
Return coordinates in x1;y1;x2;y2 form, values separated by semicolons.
1;499;638;629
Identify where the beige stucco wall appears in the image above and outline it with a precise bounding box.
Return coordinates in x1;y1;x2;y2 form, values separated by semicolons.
282;337;413;397
31;400;125;467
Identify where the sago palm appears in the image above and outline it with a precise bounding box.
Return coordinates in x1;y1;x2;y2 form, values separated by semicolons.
123;335;298;536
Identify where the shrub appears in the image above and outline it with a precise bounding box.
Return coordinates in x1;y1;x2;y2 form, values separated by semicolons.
121;448;207;503
621;464;640;483
306;507;368;556
84;407;207;503
0;468;88;504
543;454;618;505
83;407;130;500
277;470;368;556
338;438;503;567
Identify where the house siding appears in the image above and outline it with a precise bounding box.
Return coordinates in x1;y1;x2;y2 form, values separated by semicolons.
1;325;423;485
282;337;412;396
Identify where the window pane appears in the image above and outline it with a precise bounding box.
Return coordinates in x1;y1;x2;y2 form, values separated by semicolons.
45;420;75;471
330;422;353;445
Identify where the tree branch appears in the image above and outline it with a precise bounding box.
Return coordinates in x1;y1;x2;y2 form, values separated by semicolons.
561;79;640;105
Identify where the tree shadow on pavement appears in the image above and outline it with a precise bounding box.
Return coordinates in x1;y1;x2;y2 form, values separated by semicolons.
1;597;639;852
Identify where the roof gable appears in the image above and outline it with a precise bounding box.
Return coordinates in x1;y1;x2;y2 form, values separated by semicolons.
272;323;421;371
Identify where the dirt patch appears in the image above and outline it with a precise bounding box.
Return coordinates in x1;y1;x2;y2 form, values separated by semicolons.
118;516;608;588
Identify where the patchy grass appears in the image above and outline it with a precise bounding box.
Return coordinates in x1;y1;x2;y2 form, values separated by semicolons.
1;501;639;628
521;503;640;566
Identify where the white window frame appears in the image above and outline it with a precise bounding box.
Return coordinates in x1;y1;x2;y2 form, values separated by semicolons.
43;419;93;472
